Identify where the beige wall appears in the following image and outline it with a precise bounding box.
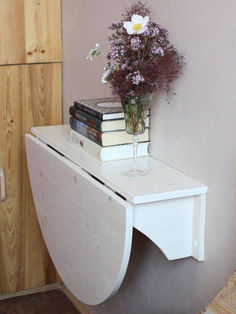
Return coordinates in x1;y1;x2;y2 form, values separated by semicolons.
62;1;236;313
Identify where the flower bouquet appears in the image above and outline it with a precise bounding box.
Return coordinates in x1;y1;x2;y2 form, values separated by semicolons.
87;1;184;176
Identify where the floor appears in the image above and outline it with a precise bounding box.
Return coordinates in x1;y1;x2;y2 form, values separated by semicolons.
201;270;236;313
0;289;80;314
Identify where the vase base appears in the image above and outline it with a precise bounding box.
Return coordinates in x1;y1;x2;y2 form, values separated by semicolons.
123;169;149;177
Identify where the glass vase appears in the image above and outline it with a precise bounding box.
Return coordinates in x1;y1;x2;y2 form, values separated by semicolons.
121;93;151;177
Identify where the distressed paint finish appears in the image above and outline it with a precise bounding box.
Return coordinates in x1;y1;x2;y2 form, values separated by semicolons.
26;135;133;305
25;126;207;306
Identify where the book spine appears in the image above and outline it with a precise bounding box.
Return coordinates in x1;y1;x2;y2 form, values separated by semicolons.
69;129;150;161
70;129;102;158
70;117;103;146
74;101;104;120
69;106;103;131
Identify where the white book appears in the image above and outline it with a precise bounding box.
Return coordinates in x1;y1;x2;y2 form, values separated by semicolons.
69;129;150;162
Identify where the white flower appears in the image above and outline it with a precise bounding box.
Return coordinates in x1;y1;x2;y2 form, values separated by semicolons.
123;14;149;35
86;43;100;61
101;68;111;84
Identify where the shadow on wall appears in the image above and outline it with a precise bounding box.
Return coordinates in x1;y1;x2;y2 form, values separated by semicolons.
89;229;202;314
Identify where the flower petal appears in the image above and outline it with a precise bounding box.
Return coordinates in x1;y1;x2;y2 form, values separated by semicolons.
124;21;135;34
131;14;144;25
101;69;111;84
143;16;150;27
123;21;132;29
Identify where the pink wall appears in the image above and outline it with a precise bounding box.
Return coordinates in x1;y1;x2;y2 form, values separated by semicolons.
62;1;236;313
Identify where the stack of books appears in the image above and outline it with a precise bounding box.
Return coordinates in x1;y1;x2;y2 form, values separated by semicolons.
69;97;150;161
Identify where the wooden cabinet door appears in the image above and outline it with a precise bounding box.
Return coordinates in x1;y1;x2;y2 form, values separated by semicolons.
0;63;62;294
0;0;62;65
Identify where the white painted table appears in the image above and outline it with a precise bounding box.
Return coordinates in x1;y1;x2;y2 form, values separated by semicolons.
25;125;207;305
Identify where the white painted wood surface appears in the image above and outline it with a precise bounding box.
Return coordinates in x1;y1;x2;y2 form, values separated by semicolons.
31;125;207;204
133;195;206;260
134;197;193;260
25;134;133;305
25;125;208;304
30;125;208;262
192;194;207;261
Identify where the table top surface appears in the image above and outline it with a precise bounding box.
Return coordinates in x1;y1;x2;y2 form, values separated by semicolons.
30;125;208;204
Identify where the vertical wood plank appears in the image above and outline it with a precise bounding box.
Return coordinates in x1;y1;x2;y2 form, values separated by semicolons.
0;64;62;294
0;0;26;64
0;0;62;65
24;0;62;63
0;66;23;294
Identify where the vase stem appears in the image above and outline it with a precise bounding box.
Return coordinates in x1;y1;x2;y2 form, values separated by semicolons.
132;135;139;174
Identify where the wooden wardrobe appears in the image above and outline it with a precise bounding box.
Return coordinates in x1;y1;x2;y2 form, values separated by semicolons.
0;0;62;295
